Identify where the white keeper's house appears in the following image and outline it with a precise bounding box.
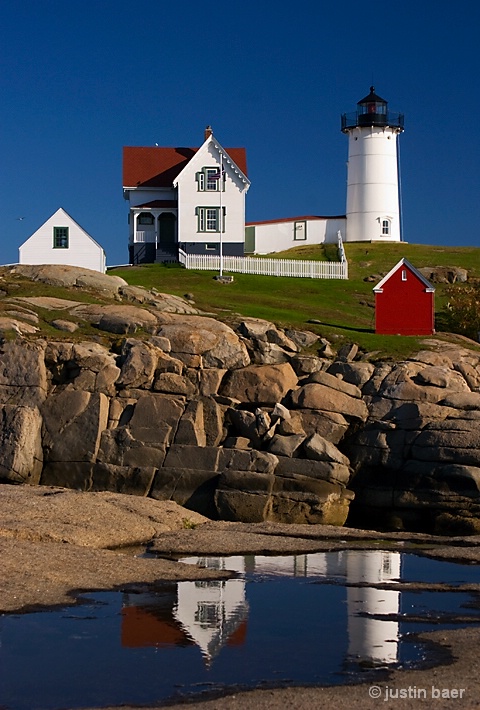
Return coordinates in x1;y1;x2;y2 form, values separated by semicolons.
19;207;106;273
123;126;250;264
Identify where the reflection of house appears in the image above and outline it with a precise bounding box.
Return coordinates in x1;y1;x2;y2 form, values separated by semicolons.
174;556;249;665
121;559;249;666
123;127;249;265
19;207;106;273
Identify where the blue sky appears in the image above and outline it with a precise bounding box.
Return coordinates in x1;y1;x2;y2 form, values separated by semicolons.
1;0;479;266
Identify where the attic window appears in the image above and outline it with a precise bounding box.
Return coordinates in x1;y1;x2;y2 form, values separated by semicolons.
196;167;225;192
53;227;69;249
402;270;407;281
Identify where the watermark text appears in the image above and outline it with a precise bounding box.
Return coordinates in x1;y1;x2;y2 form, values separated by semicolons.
368;685;466;701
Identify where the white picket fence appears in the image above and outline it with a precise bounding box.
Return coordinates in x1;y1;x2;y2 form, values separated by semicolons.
178;248;348;280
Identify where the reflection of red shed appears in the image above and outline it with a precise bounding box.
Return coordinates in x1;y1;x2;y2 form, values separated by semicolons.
373;258;435;335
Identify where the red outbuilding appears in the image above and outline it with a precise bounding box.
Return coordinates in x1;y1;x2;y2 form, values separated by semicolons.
373;258;435;335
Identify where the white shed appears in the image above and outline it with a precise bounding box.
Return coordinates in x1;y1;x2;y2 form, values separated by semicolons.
19;208;106;273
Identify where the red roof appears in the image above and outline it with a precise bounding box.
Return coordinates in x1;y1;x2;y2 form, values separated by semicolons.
123;146;248;188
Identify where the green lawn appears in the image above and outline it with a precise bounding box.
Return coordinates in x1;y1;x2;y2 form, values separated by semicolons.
109;242;480;361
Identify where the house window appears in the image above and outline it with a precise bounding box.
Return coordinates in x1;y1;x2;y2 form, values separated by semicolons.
196;207;226;232
382;219;390;236
196;167;225;192
294;221;307;240
206;243;216;250
138;212;154;225
53;227;69;249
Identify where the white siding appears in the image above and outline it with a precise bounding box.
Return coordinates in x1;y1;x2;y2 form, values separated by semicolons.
345;126;401;242
19;208;106;273
175;140;248;246
249;217;346;254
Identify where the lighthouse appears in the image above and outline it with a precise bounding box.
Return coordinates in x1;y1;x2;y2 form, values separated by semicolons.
341;87;404;243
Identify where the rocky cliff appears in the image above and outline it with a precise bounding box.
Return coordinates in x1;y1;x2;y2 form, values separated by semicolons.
1;265;480;534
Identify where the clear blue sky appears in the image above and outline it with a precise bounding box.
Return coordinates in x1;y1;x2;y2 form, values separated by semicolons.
1;0;479;266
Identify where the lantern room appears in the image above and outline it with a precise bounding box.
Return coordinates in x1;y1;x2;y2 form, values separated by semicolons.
341;86;404;132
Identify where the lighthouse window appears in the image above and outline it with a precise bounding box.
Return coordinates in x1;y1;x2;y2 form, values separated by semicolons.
382;220;390;236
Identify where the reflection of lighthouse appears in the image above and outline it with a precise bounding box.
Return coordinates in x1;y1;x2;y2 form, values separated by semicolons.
174;556;249;666
346;550;401;666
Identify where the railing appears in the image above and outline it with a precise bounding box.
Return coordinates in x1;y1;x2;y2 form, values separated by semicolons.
135;230;156;243
341;111;404;132
178;248;348;280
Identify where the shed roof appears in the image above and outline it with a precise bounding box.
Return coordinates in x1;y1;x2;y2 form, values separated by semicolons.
373;258;435;293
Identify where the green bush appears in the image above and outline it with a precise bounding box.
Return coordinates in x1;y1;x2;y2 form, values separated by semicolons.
441;284;480;340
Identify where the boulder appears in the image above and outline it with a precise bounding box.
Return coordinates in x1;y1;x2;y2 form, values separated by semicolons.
117;340;161;389
0;405;43;484
70;304;158;333
8;264;127;293
128;394;185;448
269;478;353;525
327;361;375;387
51;319;79;333
252;341;292;364
306;370;363;398
414;366;470;391
294;409;349;444
67;342;121;394
0;317;39;335
97;427;167;467
268;434;306;458
220;363;298;404
217;448;278;474
215;470;275;522
303;433;350;465
174;400;207;446
153;372;197;396
41;390;109;463
274;456;351;486
0;339;48;406
290;383;368;422
156;315;250;369
150;468;220;517
284;328;319;349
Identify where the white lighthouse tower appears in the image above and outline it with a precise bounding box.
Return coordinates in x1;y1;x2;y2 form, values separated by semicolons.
342;87;404;243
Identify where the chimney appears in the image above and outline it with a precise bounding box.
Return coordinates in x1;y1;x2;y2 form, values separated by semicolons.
204;125;213;140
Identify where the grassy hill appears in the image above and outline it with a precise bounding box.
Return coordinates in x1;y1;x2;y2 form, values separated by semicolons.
110;242;480;360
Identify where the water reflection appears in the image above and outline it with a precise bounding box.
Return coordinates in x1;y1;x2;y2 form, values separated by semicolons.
2;551;479;710
122;551;402;668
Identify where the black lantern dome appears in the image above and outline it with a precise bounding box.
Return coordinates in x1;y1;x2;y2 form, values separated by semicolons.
341;86;404;132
